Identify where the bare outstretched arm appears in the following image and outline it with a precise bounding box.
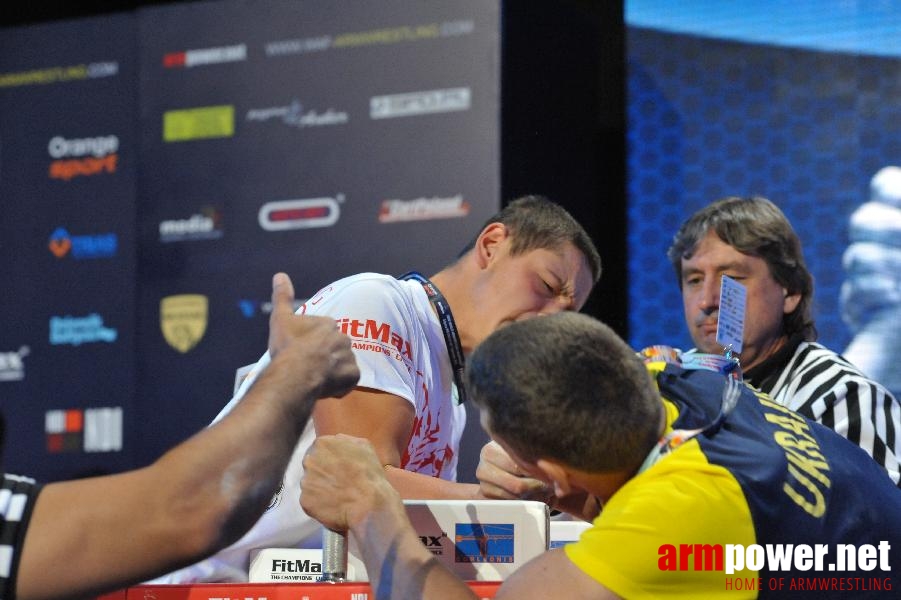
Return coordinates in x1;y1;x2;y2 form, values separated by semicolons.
301;435;614;600
15;273;360;600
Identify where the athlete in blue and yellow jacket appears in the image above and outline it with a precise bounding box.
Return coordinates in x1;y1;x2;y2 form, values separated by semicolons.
299;312;901;599
566;358;901;597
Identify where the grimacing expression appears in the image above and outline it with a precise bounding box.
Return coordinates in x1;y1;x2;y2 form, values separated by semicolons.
680;230;800;370
471;238;594;348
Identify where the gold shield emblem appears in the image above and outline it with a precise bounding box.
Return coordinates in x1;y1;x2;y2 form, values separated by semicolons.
160;294;208;353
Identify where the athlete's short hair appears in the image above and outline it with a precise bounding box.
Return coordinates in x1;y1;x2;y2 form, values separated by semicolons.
465;312;660;473
461;195;602;285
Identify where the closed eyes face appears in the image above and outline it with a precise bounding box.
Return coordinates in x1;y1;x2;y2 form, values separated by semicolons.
472;239;595;348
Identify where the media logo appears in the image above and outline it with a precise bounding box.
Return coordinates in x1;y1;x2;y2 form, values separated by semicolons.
455;523;515;564
163;43;247;68
163;105;235;142
159;208;224;242
48;134;119;181
45;406;123;453
49;314;117;346
160;294;208;353
48;227;118;259
0;346;29;382
246;99;348;128
378;195;470;223
370;87;470;120
258;196;342;231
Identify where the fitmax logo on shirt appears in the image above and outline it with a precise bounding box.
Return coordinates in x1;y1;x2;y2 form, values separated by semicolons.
336;317;413;360
48;227;118;259
49;314;117;346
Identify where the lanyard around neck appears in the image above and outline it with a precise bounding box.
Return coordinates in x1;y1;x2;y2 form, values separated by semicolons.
636;348;742;474
399;271;468;404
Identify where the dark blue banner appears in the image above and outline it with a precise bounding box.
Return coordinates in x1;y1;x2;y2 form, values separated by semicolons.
0;0;500;482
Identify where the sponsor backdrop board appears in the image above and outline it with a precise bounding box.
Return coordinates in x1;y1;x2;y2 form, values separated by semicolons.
134;0;500;465
1;1;500;481
625;1;901;403
0;14;139;480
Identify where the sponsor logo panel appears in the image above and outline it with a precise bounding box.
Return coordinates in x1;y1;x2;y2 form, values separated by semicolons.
378;195;470;223
0;346;29;382
268;557;323;581
245;99;348;128
163;105;235;142
45;407;123;453
455;523;515;564
48;227;118;259
370;88;470;120
419;532;448;556
0;62;118;88
48;135;119;181
163;43;247;68
159;207;224;243
160;294;208;353
264;19;474;57
258;196;342;231
49;314;118;346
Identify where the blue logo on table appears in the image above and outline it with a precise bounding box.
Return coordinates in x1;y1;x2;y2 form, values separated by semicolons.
454;523;514;563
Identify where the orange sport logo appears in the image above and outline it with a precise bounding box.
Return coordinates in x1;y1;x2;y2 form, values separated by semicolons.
47;135;119;181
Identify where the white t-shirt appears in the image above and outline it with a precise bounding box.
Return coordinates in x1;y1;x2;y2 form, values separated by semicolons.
150;273;467;583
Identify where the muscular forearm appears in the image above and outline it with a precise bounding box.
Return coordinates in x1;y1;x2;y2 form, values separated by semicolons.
385;466;481;500
17;354;318;600
18;273;361;600
352;495;478;600
156;352;317;548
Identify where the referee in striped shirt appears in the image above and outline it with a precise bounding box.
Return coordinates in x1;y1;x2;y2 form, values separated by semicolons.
669;196;901;487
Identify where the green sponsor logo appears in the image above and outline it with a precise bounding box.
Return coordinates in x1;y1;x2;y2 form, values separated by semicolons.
163;105;234;142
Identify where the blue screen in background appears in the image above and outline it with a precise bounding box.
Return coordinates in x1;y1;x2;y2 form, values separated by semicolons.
625;0;901;400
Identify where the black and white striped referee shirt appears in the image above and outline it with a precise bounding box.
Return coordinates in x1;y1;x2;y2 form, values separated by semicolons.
747;337;901;488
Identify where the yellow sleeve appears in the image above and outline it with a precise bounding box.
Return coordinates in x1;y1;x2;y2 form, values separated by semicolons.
565;440;759;599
